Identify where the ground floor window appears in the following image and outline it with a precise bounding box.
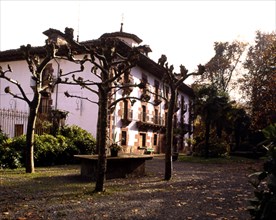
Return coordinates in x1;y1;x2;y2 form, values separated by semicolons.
153;133;158;146
139;133;146;147
14;124;23;137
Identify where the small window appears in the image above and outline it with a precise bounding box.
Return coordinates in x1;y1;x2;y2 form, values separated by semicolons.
121;131;127;145
153;134;158;146
141;73;148;83
123;100;128;119
14;124;23;137
139;133;146;147
143;105;148;122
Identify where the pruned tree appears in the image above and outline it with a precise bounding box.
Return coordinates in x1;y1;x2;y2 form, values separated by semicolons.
57;33;147;192
0;37;75;173
158;55;205;180
196;41;246;93
242;31;276;130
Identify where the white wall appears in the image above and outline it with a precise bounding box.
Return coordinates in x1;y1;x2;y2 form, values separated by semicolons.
0;56;100;137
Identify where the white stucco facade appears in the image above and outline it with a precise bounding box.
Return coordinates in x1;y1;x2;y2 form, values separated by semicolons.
0;29;194;153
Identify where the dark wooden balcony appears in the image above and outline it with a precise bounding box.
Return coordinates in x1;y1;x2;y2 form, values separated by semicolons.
121;109;133;126
136;113;165;132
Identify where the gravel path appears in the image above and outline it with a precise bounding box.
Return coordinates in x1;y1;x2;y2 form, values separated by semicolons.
1;156;261;220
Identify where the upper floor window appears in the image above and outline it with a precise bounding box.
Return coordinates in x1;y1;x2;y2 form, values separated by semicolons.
141;73;148;84
42;63;54;88
154;80;161;104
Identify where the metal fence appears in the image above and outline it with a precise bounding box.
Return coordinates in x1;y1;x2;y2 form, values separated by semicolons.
0;108;28;138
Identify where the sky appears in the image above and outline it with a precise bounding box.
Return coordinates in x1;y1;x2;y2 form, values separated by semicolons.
0;0;275;83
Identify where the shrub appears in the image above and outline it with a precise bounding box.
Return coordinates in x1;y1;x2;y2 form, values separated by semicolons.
0;131;8;144
58;125;96;163
193;136;229;158
34;134;64;166
248;124;276;219
0;125;96;168
0;135;25;169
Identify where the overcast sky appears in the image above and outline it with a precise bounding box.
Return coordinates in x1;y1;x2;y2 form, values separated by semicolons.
0;0;275;81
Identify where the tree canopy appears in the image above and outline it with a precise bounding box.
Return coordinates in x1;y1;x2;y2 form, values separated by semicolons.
242;31;276;130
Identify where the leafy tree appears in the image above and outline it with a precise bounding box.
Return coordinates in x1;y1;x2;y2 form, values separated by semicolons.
197;40;246;93
193;84;233;158
232;107;251;150
158;55;205;179
242;31;276;130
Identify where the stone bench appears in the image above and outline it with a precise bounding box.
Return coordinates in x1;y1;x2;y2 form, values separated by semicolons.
74;154;153;180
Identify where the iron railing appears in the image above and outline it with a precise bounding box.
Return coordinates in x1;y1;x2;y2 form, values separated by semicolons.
0;108;28;137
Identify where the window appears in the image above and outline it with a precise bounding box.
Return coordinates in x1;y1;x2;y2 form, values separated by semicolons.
154;80;159;98
123;71;130;83
141;73;148;83
123;100;128;120
121;131;127;145
153;134;158;146
39;97;52;114
165;112;168;125
42;63;54;87
142;105;146;122
154;109;159;124
14;124;23;137
139;133;146;147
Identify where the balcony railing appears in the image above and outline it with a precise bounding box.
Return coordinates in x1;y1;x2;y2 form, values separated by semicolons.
121;109;133;126
136;112;166;131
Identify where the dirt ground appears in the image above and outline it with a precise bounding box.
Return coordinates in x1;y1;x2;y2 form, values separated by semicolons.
0;156;262;220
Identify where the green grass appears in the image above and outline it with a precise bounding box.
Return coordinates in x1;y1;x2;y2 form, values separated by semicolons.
0;165;120;198
0;165;95;199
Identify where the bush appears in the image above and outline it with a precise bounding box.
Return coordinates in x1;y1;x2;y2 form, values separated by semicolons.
248;124;276;219
193;136;229;158
34;134;64;166
0;135;25;169
0;131;8;144
35;125;96;165
58;125;96;163
0;125;96;168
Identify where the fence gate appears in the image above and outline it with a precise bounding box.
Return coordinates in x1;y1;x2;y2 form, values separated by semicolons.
0;108;28;138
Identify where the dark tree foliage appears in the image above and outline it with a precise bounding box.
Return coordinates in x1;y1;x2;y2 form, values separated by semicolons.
242;31;276;130
193;84;233;158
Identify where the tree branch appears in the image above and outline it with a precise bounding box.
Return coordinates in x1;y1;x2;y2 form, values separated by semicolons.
64;91;98;105
0;66;31;104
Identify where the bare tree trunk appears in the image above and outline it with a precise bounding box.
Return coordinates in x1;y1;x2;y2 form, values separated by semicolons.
95;90;108;192
164;91;176;180
95;109;101;154
25;93;40;173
